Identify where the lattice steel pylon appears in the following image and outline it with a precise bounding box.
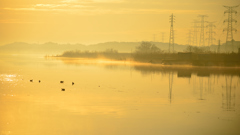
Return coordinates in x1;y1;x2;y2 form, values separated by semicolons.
162;32;165;43
217;40;221;53
223;5;239;52
206;22;216;47
153;34;156;42
198;15;208;46
169;14;175;53
192;20;199;46
187;30;193;45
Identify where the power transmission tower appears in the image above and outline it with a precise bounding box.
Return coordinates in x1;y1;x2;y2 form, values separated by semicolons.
198;15;208;46
162;32;165;43
169;13;175;53
206;22;216;47
192;20;199;46
187;30;193;45
223;5;239;52
217;40;221;53
153;34;156;42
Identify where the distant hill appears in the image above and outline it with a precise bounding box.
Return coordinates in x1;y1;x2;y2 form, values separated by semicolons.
0;42;86;55
0;41;239;55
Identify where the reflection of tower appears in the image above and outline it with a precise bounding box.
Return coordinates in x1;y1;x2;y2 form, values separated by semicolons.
223;5;238;52
169;14;175;53
169;72;173;103
192;74;197;94
207;76;213;93
199;78;204;100
222;76;235;111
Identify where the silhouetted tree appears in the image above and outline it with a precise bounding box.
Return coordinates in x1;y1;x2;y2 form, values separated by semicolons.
185;46;206;53
104;48;118;53
135;42;162;53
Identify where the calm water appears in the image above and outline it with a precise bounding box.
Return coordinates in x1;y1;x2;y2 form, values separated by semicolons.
0;54;240;135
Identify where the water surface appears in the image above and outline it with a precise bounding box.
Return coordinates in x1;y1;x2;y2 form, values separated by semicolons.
0;54;240;135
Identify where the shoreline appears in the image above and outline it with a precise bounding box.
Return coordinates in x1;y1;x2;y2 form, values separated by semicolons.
48;56;240;69
50;51;240;68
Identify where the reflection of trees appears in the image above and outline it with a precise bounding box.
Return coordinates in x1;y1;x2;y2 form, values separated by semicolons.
222;76;235;111
133;65;240;77
54;57;240;77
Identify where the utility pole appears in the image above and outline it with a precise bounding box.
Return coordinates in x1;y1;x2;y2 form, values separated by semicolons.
206;22;216;49
162;32;165;43
192;20;199;46
169;13;175;53
187;30;193;45
198;15;208;46
223;5;238;52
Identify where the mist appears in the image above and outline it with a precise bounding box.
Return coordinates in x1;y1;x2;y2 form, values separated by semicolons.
1;0;240;135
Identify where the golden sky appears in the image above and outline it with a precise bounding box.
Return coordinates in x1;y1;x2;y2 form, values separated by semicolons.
0;0;239;45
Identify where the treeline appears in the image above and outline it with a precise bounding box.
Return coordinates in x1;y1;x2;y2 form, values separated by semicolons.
55;41;240;66
56;49;131;60
133;41;169;63
133;42;240;65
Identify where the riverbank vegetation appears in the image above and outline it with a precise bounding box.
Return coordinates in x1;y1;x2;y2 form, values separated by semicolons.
54;42;240;67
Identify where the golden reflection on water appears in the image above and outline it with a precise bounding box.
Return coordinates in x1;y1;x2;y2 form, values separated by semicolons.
0;74;18;82
0;56;240;135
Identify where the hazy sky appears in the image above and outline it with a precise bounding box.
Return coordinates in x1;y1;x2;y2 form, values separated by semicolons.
0;0;239;45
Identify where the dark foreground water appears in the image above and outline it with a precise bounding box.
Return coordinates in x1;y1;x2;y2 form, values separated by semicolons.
0;54;240;135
